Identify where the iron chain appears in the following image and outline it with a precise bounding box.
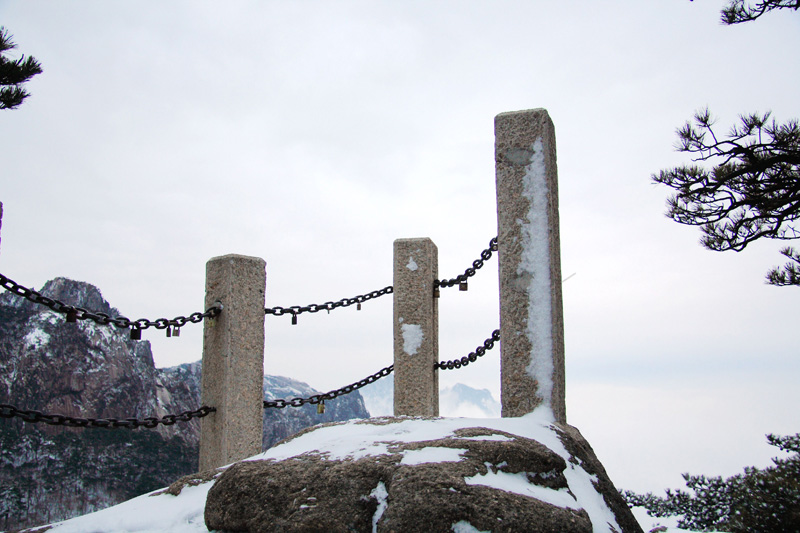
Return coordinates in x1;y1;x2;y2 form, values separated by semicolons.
264;365;394;408
435;237;498;290
265;286;393;323
264;328;500;408
1;330;499;422
435;328;501;370
264;237;499;324
0;403;216;429
0;272;222;335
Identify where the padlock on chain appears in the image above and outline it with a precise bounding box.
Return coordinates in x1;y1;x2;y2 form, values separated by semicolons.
317;400;325;414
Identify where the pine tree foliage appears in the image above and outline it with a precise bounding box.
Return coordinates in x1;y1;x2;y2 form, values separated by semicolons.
623;433;800;532
659;2;800;286
653;109;800;286
0;26;43;110
767;247;800;286
720;0;800;24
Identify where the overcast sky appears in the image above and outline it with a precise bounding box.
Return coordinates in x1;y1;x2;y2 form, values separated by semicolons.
1;0;798;497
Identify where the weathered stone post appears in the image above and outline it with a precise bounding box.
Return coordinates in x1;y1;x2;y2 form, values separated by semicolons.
199;254;266;471
393;238;439;416
495;109;566;423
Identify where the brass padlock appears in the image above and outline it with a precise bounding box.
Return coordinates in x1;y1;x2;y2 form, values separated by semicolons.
317;401;325;414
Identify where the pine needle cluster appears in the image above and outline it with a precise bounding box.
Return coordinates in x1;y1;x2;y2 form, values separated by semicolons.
0;27;43;110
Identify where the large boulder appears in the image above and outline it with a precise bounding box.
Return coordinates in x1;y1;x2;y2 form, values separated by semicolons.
205;415;642;532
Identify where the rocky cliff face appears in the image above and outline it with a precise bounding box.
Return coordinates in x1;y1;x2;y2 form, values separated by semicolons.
0;278;369;531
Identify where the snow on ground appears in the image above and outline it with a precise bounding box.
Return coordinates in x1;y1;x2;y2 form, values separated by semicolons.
40;412;695;533
629;507;697;533
43;482;212;533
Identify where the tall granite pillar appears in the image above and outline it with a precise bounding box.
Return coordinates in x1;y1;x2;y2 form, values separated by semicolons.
393;238;439;416
199;254;266;471
495;109;566;423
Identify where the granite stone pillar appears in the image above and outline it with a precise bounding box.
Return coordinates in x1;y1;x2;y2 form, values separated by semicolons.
495;109;566;423
393;238;439;416
199;254;266;471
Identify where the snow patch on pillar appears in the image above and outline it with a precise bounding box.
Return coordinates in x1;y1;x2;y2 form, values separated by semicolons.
401;323;423;355
517;138;554;415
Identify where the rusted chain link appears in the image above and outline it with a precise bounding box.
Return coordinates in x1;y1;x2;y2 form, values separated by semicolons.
435;328;501;370
264;365;394;408
265;286;393;325
435;237;499;294
0;403;216;429
0;272;222;339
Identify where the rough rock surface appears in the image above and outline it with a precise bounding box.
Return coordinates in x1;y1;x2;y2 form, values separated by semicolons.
205;417;642;533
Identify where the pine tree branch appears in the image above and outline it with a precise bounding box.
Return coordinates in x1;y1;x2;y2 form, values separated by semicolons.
0;55;43;86
0;26;42;110
765;246;800;286
721;0;800;24
654;111;800;250
655;110;800;283
0;86;29;110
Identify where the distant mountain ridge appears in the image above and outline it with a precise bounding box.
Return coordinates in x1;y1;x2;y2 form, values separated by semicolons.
0;278;368;531
359;372;501;418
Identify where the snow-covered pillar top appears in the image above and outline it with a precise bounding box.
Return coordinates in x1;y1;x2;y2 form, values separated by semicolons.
393;238;439;416
199;254;266;471
495;109;566;423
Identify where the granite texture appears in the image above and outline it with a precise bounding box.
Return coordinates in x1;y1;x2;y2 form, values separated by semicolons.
393;238;439;416
495;109;566;422
199;254;266;471
204;418;643;533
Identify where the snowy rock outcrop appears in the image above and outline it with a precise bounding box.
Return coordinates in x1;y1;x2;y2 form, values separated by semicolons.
0;277;368;531
204;416;642;533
